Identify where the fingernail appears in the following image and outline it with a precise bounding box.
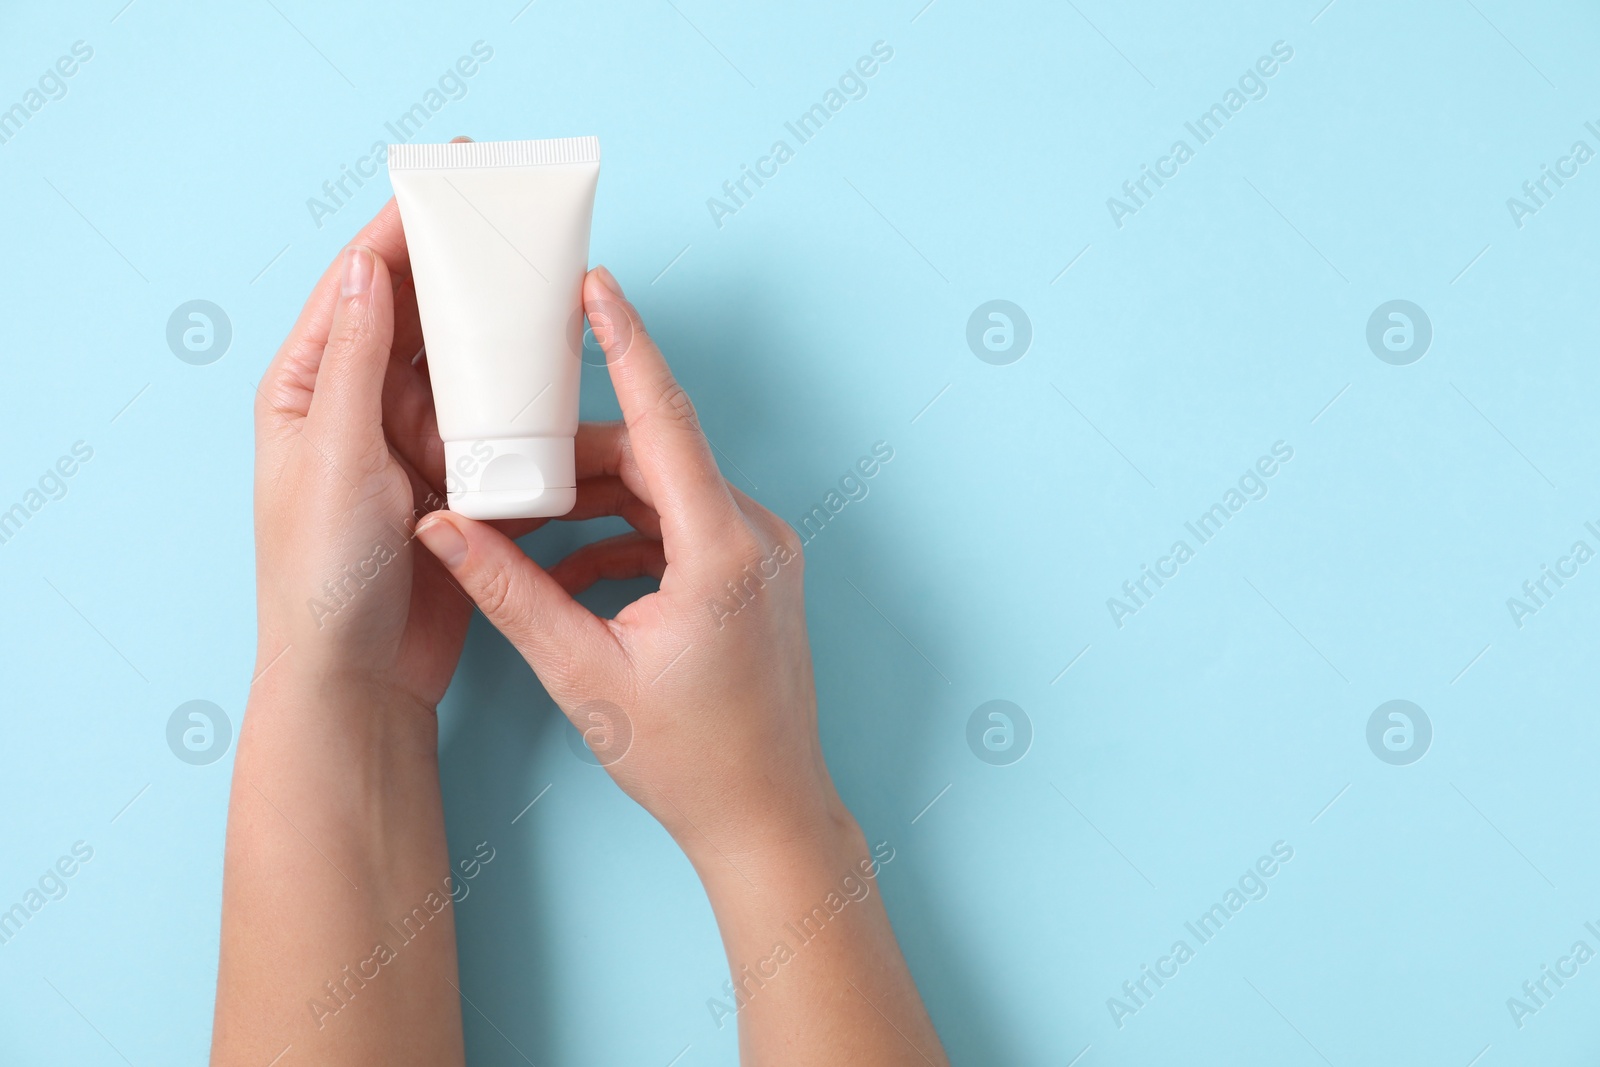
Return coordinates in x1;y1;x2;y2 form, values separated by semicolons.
594;265;623;298
341;245;374;297
415;514;468;568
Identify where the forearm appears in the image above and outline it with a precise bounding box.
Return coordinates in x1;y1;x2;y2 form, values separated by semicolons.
693;813;948;1066
211;667;464;1066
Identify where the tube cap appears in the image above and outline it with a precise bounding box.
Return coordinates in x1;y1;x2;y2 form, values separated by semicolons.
444;436;576;520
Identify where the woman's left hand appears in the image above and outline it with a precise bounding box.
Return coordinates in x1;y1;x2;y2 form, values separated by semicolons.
251;200;655;705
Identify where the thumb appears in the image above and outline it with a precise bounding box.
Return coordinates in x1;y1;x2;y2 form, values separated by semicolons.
414;511;615;690
305;245;394;446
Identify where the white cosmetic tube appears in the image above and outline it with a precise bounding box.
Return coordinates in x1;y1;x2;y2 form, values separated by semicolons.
388;136;600;519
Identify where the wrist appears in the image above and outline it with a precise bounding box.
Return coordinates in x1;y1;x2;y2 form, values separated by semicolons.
252;629;431;705
689;805;906;1001
242;656;439;761
686;794;870;905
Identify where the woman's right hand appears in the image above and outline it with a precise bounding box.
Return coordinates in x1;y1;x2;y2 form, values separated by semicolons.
416;266;949;1066
414;266;853;870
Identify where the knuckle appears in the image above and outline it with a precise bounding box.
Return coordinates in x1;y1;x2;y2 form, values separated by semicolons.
256;356;303;424
591;300;638;356
775;521;805;564
652;379;701;432
343;440;394;485
544;644;584;692
473;559;517;622
615;432;645;487
741;498;805;565
767;527;805;581
327;306;379;361
724;524;768;571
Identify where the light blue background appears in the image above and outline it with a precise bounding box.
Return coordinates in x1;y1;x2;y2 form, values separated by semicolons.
2;0;1598;1063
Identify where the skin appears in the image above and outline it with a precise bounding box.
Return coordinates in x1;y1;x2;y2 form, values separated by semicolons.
211;197;948;1066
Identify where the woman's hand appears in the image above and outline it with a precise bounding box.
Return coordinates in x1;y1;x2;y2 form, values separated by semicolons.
251;206;465;705
413;268;949;1065
251;218;659;709
216;201;476;1066
413;266;846;868
217;201;656;1065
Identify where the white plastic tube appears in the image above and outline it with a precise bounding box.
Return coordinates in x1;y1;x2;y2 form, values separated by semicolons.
388;136;600;519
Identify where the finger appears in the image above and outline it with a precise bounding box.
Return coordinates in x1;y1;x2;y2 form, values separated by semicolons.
725;483;792;534
259;200;412;422
389;440;450;530
412;511;617;690
575;420;637;481
584;268;742;547
390;269;426;367
310;406;648;517
305;245;395;442
391;420;661;534
487;474;661;542
381;351;447;489
420;421;653;528
563;476;662;538
548;533;667;597
576;418;749;540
